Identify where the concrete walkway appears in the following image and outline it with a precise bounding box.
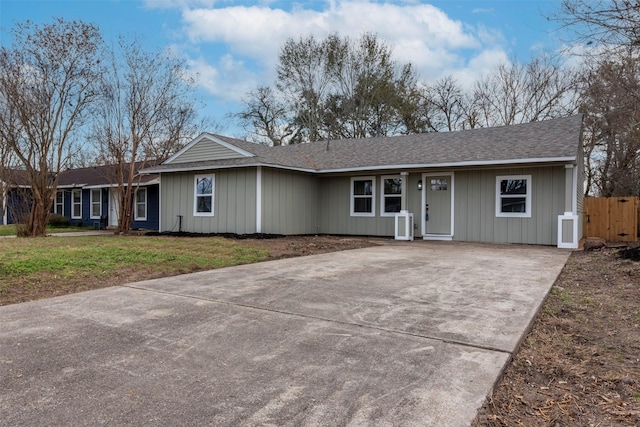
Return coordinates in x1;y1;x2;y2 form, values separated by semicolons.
0;242;569;426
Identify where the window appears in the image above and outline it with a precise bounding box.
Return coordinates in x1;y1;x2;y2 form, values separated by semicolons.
72;189;82;219
496;175;531;218
52;190;64;215
194;174;214;216
430;178;448;191
135;188;147;221
350;177;375;216
90;189;102;219
381;176;402;216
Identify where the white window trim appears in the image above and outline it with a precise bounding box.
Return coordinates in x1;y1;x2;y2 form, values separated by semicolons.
53;190;64;215
496;175;532;218
350;176;376;217
71;189;82;219
90;188;102;219
380;175;402;217
194;174;215;217
134;187;147;221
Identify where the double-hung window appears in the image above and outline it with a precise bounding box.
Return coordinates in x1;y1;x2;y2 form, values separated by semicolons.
135;188;147;221
350;177;375;217
90;189;102;219
52;190;64;215
71;189;82;219
381;175;402;216
194;174;214;216
496;175;532;218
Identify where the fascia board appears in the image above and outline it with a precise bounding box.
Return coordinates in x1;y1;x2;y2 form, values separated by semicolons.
83;184;118;189
83;182;153;188
145;162;316;174
144;156;576;175
315;157;577;173
56;184;87;189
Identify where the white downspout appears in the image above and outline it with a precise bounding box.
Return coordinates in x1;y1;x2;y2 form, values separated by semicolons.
400;171;408;212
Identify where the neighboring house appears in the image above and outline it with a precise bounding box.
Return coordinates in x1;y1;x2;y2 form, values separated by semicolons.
1;163;160;230
1;169;30;226
143;115;585;248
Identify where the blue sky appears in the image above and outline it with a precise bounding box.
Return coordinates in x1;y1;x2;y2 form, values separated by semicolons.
1;0;567;137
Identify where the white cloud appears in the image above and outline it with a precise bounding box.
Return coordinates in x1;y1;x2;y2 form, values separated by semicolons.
172;1;511;101
187;54;258;101
449;49;510;90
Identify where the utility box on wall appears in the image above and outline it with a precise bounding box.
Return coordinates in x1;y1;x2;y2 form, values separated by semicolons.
395;211;414;241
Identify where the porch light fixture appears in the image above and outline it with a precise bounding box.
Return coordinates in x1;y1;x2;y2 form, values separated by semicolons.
417;180;423;191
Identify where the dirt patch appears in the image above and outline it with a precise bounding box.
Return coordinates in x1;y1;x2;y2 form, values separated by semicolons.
242;234;388;259
474;243;640;426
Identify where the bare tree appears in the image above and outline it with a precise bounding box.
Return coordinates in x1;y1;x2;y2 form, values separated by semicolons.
326;33;416;138
579;52;640;197
554;0;640;51
471;56;577;127
552;1;640;197
420;76;468;132
277;34;333;143
233;86;295;146
237;33;420;144
0;19;103;236
91;38;198;234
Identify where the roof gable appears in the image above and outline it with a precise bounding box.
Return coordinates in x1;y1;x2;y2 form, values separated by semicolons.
165;133;255;164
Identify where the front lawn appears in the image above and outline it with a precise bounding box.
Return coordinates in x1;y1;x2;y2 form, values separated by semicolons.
0;224;95;236
0;225;17;236
0;235;269;305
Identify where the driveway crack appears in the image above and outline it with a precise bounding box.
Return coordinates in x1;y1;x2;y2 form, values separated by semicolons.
123;284;512;355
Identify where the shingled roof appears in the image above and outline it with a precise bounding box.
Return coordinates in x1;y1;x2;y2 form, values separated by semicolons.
57;161;159;187
145;115;583;174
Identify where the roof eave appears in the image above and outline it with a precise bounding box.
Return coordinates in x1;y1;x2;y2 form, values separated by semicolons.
143;162;316;174
315;156;578;173
144;156;577;175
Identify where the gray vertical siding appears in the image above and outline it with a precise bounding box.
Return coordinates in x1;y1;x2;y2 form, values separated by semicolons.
317;175;419;236
170;139;245;163
454;166;565;245
261;168;318;234
160;168;257;234
159;164;571;245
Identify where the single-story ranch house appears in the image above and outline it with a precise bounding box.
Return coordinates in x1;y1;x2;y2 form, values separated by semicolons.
143;115;585;248
1;163;159;230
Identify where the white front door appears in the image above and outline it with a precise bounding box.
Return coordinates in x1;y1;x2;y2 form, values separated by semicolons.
422;173;454;239
109;188;119;227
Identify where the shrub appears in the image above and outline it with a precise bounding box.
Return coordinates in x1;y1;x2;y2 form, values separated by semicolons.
48;213;70;227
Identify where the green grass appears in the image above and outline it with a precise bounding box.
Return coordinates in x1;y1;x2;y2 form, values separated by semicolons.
0;224;96;236
0;225;17;236
0;235;269;304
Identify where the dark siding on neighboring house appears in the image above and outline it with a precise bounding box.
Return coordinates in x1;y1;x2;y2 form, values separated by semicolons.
130;185;160;230
76;188;109;228
5;188;29;225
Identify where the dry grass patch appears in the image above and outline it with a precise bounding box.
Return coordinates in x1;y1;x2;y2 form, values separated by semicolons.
0;235;269;305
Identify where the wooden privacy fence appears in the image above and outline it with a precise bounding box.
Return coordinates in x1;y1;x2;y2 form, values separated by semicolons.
584;197;639;242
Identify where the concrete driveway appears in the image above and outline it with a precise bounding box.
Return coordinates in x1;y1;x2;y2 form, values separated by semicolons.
0;242;569;426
